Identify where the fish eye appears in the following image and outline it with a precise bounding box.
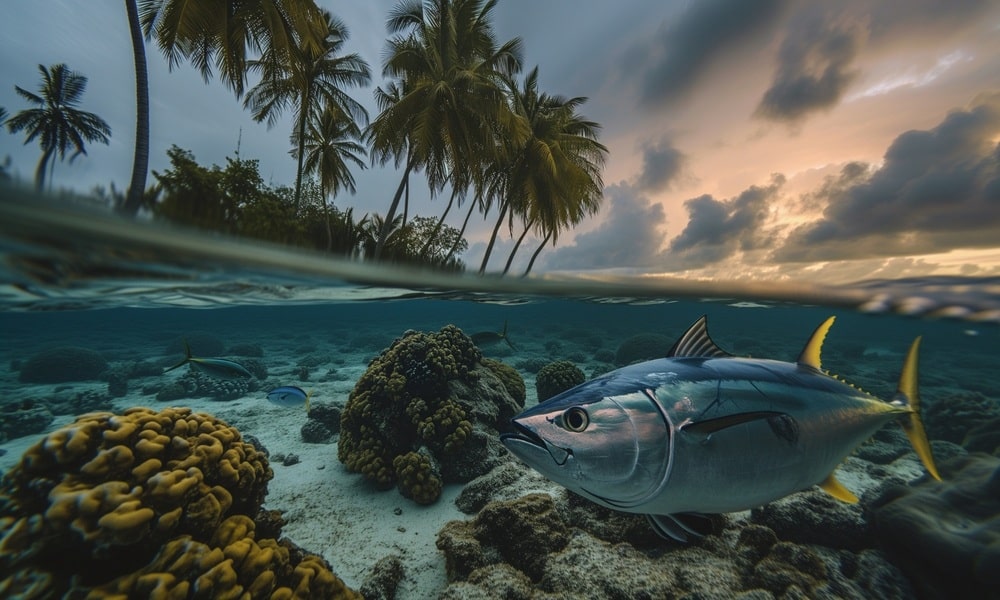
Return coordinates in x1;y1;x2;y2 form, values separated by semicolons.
563;407;589;432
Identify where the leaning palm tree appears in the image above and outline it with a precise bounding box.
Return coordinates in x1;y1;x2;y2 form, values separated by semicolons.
6;64;111;192
294;104;367;249
244;9;370;213
478;67;607;275
367;0;525;259
120;0;326;215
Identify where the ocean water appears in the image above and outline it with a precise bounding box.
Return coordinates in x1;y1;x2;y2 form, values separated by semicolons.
1;189;999;598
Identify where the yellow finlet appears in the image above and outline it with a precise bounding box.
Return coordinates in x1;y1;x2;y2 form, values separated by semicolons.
797;316;836;371
895;337;942;481
819;472;858;503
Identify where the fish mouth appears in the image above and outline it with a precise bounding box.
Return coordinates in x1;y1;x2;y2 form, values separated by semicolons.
501;421;572;466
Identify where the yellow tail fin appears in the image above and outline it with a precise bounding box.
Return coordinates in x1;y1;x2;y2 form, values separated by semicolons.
894;336;941;481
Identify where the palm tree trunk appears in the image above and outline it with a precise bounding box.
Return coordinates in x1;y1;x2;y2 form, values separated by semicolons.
419;187;459;258
122;0;149;216
478;201;509;275
522;229;553;277
293;92;312;214
34;150;49;192
323;191;333;251
402;174;409;225
375;158;414;259
502;216;535;276
444;195;479;262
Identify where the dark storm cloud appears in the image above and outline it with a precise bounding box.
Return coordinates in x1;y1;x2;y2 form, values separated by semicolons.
637;137;685;192
666;175;784;268
541;183;668;270
755;14;863;122
775;94;1000;262
756;0;992;123
631;0;788;109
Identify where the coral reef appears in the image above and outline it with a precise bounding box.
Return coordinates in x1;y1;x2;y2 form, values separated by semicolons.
338;326;523;504
869;453;1000;599
481;358;526;406
436;490;914;599
18;346;108;383
301;404;341;444
534;360;585;402
963;416;1000;456
176;369;262;401
86;515;360;599
46;389;114;416
922;391;1000;445
359;554;404;600
0;402;53;441
615;332;672;365
392;450;442;505
0;407;358;598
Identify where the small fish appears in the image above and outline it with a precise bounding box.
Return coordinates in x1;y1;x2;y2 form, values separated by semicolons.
164;340;253;380
267;386;312;410
500;315;940;542
471;320;517;351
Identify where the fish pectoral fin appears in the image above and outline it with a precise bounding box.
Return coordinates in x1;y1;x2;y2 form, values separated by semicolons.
681;411;790;439
818;472;858;504
646;513;714;542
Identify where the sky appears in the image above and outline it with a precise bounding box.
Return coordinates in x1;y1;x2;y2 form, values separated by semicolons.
1;0;999;282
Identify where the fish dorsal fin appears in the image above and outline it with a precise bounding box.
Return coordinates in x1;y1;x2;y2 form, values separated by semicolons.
797;316;836;371
667;316;731;358
818;472;858;503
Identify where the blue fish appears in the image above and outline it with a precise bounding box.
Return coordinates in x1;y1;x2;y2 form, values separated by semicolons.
501;315;940;542
267;386;312;410
164;340;253;380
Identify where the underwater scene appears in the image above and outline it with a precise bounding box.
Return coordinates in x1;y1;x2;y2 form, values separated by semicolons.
0;197;998;600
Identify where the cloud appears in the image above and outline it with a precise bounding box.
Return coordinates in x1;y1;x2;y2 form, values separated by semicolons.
540;183;667;270
755;13;864;122
774;93;1000;262
666;175;785;268
637;137;686;192
630;0;787;109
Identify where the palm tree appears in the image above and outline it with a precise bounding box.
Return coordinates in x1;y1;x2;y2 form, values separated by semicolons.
6;64;111;192
367;0;525;259
124;0;149;214
120;0;326;215
244;9;370;213
478;67;607;275
294;104;367;249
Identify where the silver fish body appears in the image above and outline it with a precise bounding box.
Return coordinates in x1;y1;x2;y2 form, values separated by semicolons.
500;316;940;540
164;341;253;380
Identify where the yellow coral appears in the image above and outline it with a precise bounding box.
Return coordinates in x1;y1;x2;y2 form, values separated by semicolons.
0;408;356;599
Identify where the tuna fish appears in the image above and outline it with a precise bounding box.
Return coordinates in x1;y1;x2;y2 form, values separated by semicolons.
500;316;940;542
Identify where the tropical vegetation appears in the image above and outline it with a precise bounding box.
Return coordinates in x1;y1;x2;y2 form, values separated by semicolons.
150;145;465;270
122;0;327;214
243;8;371;213
4;0;608;276
5;64;111;192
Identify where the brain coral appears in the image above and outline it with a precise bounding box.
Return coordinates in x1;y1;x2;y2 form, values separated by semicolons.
339;325;522;503
0;407;359;598
18;346;108;383
535;360;585;402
